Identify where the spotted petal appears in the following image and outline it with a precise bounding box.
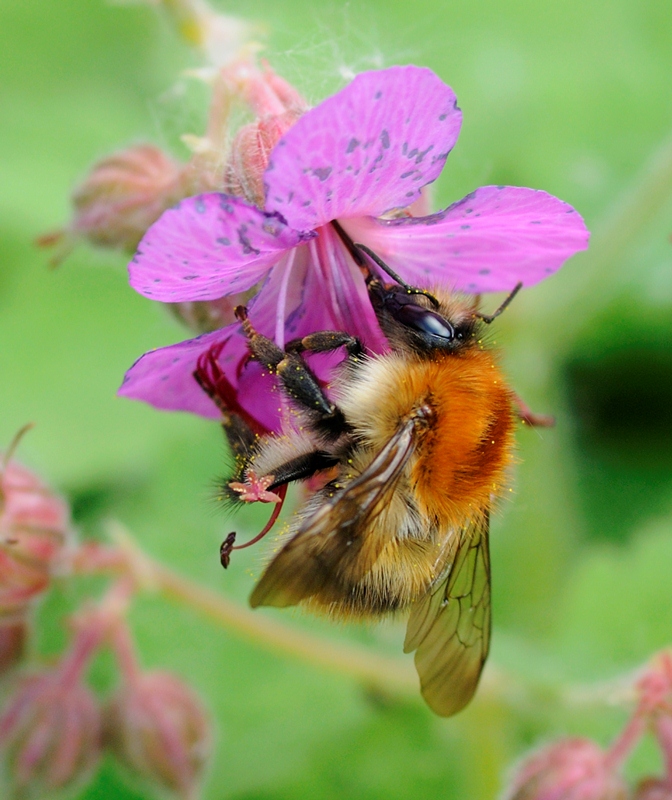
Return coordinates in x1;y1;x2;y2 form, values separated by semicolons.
264;65;462;231
120;232;386;427
129;193;314;302
343;186;590;293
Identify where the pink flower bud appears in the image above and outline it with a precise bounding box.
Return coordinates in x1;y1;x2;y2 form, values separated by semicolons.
0;669;102;795
222;63;305;206
637;651;672;714
634;779;672;800
0;455;71;616
39;144;187;262
105;670;211;800
224;111;302;206
0;617;28;677
503;738;629;800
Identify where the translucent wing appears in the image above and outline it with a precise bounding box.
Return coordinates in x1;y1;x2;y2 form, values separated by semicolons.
250;415;420;609
403;514;491;717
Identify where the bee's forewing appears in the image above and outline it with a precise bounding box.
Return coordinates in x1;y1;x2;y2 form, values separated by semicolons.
250;415;420;609
403;514;491;717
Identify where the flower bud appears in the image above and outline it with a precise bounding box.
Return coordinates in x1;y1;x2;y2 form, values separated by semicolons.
39;144;187;263
224;111;302;206
634;779;672;800
0;617;28;677
222;63;305;206
0;670;102;796
0;455;71;616
502;738;629;800
105;670;211;799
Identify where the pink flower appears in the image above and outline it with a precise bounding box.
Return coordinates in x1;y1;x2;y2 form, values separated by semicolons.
120;65;589;431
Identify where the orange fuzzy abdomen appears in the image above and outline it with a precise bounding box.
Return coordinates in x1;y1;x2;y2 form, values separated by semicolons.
409;350;515;525
342;348;516;529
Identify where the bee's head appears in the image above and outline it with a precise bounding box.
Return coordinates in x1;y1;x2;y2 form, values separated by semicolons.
367;279;479;356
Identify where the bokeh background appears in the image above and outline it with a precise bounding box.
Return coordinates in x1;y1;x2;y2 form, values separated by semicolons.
2;0;672;797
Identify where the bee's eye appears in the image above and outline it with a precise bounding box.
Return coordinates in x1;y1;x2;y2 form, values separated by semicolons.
396;304;455;342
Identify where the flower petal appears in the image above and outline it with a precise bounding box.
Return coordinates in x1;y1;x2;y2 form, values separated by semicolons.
119;232;388;427
344;186;590;293
128;193;313;302
118;329;229;419
264;65;462;231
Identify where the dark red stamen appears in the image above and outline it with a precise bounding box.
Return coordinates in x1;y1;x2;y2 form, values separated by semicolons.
193;341;267;436
219;484;288;569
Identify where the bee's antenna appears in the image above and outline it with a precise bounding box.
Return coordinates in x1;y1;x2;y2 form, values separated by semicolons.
220;484;288;569
330;220;369;272
330;220;439;307
474;282;523;324
354;243;441;308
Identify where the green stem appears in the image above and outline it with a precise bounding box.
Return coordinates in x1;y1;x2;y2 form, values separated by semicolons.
149;558;421;696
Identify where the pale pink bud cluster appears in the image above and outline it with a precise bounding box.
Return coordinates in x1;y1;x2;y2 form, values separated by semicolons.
105;670;211;800
0;578;213;799
503;738;629;800
503;651;672;800
0;454;71;619
0;667;102;796
170;61;306;334
222;62;306;207
635;652;672;797
0;618;28;678
39;144;188;265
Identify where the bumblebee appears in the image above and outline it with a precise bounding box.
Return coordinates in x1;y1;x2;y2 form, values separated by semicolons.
196;233;538;716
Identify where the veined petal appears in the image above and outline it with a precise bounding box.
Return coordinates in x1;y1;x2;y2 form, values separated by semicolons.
264;66;462;231
119;235;387;428
128;193;313;302
302;226;387;354
343;186;590;293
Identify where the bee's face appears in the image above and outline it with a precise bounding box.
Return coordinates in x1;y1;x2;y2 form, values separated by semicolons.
367;280;479;355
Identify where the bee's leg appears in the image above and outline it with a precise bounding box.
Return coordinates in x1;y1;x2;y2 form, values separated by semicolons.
221;448;339;568
263;450;340;493
229;449;339;499
514;394;555;427
235;307;351;438
285;331;364;360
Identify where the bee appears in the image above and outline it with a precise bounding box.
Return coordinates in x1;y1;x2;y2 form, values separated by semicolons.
195;226;543;716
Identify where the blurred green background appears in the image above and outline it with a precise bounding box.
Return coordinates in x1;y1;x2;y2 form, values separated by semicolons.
2;0;672;797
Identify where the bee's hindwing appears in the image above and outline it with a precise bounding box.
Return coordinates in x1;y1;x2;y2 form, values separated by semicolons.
404;513;491;717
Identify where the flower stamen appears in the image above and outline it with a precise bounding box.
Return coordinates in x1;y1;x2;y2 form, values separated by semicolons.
220;483;288;568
